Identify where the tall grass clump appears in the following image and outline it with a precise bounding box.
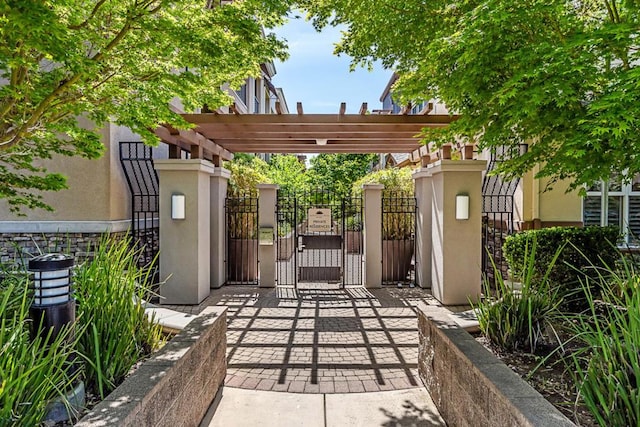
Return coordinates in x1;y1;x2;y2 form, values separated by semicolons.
474;241;563;352
565;255;640;426
0;274;79;426
74;236;163;399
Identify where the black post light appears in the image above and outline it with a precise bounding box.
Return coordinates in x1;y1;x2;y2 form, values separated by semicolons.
29;253;75;342
28;253;84;423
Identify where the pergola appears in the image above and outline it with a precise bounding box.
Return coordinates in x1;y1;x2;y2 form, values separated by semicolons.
155;102;465;165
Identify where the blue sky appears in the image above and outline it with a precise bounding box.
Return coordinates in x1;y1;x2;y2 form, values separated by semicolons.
270;17;392;114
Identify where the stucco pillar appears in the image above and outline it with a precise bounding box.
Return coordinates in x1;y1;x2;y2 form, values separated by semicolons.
363;184;384;289
210;168;230;288
257;184;278;288
413;168;432;288
155;159;215;305
430;160;487;305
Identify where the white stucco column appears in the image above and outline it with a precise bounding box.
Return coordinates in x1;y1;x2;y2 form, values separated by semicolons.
430;160;487;305
363;184;384;288
257;184;278;288
210;167;230;289
413;168;432;288
155;159;215;305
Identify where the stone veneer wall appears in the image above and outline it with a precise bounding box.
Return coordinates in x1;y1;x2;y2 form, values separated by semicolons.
417;303;575;427
0;232;128;267
77;306;227;427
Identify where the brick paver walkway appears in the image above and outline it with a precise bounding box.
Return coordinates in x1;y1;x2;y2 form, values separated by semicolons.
167;284;441;394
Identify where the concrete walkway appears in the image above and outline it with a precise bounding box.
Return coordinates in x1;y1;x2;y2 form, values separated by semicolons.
200;387;446;427
166;285;458;426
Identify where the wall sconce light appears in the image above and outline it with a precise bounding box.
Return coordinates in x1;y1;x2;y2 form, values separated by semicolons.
455;194;469;220
171;193;186;220
315;138;328;145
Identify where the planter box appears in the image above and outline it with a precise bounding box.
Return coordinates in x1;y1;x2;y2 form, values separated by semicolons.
227;239;258;282
344;230;362;254
382;239;414;282
277;231;295;261
416;303;574;427
77;306;227;427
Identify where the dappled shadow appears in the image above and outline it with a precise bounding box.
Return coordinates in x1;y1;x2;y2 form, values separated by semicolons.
175;285;437;393
380;399;446;427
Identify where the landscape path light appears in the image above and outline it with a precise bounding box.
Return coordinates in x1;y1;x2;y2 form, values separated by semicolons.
29;253;84;423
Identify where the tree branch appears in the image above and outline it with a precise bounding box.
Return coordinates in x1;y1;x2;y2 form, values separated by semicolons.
68;0;109;30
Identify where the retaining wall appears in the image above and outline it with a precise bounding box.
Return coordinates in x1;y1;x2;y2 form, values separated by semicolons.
417;303;574;427
77;306;227;427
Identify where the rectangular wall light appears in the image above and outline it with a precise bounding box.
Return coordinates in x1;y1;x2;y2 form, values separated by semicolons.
171;194;186;220
455;194;469;220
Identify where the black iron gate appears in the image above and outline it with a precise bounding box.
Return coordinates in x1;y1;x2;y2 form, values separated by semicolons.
382;193;417;285
225;193;259;285
276;190;363;287
119;142;159;282
482;145;527;283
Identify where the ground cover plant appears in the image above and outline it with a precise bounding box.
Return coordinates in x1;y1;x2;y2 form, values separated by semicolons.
0;235;163;424
563;257;640;426
474;241;563;353
0;270;79;426
478;238;640;426
74;236;164;400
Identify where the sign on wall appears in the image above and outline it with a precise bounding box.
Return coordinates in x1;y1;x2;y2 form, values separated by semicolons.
307;208;332;233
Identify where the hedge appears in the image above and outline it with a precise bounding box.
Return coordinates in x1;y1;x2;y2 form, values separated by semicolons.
503;226;620;309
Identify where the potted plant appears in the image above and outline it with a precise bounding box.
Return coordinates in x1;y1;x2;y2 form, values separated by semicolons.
354;167;415;282
226;160;269;282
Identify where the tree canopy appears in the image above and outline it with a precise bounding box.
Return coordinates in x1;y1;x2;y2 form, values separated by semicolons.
303;0;640;190
306;153;376;198
0;0;291;212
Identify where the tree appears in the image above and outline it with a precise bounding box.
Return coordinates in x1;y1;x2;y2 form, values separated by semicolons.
0;0;291;212
266;154;309;194
303;0;640;190
307;153;376;198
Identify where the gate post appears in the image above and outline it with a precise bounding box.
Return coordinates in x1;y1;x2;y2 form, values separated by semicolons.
363;184;384;288
257;184;278;288
413;168;432;288
155;159;215;304
210;167;230;288
430;159;487;305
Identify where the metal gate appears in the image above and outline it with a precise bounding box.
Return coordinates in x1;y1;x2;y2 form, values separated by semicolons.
382;193;417;285
276;190;363;287
225;193;259;285
482;145;527;283
119;142;159;283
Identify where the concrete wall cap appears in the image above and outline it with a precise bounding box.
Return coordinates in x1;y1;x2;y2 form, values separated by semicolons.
154;159;216;174
212;168;231;179
429;159;488;174
412;169;432;179
362;183;385;190
256;183;279;190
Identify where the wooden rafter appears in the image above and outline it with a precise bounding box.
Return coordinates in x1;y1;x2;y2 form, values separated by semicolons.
156;109;459;157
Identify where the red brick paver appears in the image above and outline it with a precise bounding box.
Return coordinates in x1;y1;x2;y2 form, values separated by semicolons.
167;285;440;394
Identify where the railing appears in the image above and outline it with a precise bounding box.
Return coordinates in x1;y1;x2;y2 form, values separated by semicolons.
481;145;527;283
382;194;417;285
225;194;259;285
119;142;159;284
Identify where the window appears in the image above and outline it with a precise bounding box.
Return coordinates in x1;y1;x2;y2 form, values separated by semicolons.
583;174;640;245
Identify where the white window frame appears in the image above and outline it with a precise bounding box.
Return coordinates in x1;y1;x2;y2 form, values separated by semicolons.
583;175;640;246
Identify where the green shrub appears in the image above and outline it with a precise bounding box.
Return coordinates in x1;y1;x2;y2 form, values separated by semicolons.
564;256;640;426
74;237;163;399
0;278;79;426
503;226;620;309
474;241;562;352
